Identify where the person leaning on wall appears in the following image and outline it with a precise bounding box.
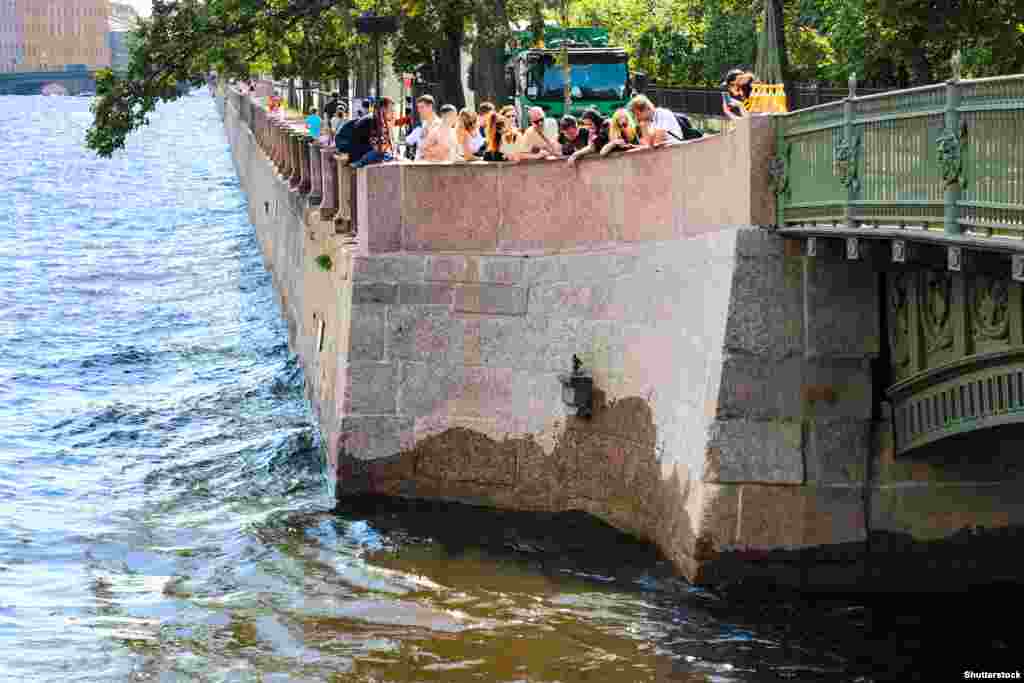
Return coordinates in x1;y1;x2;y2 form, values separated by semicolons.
454;109;480;161
600;108;641;156
517;106;561;160
566;109;606;167
628;94;682;142
558;115;590;157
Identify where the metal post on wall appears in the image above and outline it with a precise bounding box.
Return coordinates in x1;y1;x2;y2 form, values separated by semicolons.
374;34;382;107
842;72;857;231
943;51;963;236
355;13;398;110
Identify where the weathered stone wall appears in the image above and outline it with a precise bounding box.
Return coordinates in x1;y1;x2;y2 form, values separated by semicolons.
222;91;1024;593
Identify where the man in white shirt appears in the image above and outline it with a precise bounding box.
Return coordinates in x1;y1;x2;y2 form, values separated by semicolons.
414;95;452;162
628;94;682;143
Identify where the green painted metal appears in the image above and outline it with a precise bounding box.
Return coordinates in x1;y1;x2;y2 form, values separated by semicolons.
775;71;1024;239
942;78;963;235
886;270;1024;454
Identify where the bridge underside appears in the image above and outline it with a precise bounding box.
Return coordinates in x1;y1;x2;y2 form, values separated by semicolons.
780;233;1024;457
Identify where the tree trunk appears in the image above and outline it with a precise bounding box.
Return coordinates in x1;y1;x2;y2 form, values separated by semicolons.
768;0;792;111
529;1;545;46
561;0;571;115
437;10;466;109
471;0;510;106
354;46;371;103
907;38;932;86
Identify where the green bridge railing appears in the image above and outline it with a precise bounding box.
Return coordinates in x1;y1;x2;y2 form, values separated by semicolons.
774;72;1024;243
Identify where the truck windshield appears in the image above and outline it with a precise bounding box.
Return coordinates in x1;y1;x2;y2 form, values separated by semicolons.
538;61;627;100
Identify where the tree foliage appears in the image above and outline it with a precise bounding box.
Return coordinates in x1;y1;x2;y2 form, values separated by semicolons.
87;0;1024;156
86;0;353;157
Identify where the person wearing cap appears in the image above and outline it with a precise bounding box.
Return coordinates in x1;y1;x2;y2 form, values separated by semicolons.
722;69;754;119
628;94;682;142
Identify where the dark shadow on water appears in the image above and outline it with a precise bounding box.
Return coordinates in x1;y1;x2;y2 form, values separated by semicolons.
323;496;1024;682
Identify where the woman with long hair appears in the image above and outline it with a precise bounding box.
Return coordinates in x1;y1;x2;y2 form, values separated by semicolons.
600;108;640;156
483;111;523;162
369;97;394;154
499;105;519;133
352;96;395;168
455;108;479;161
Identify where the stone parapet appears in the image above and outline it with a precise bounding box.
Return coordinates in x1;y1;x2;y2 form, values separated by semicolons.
352;115;776;255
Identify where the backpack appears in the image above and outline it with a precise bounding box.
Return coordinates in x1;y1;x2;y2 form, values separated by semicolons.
672;112;704;140
335;118;357;155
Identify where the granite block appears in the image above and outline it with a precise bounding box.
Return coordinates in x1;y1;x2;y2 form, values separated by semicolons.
480;257;524;284
704;419;804;484
455;284;528;316
352;283;397;305
805;418;871;485
389;306;464;363
352;255;426;283
397;283;454;306
339;415;414;461
344;362;399;415
348;306;389;361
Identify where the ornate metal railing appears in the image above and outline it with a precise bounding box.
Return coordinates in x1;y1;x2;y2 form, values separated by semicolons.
774;71;1024;245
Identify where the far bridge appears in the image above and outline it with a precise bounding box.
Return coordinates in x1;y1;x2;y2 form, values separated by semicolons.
0;69;98;96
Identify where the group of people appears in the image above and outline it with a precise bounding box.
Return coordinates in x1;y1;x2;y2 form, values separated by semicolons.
333;92;691;169
278;65;760;168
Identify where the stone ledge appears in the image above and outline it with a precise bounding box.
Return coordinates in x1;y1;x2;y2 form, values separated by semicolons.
398;283;454;306
352;255;427;283
454;284;528;316
352;283;397;305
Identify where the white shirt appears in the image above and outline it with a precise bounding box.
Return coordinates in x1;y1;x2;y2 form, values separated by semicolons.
469;130;484;155
406;125;424;146
651;107;683;141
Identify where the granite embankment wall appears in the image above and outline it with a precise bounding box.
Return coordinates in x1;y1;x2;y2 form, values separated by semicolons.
220;91;1024;592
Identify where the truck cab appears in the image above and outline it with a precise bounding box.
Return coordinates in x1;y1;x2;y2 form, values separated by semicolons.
506;47;632;126
501;27;638;128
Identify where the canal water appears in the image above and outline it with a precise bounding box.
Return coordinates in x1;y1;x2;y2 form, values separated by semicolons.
0;93;997;682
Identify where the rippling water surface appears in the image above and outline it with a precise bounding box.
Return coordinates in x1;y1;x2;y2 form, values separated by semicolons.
0;93;918;682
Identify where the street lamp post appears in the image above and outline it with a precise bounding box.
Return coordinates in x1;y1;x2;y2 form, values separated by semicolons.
354;13;398;108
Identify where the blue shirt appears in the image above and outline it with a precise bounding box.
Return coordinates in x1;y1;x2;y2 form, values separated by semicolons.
306;114;322;138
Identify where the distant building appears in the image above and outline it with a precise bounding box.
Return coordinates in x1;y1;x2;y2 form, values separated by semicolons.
10;0;112;72
107;2;137;71
0;0;24;72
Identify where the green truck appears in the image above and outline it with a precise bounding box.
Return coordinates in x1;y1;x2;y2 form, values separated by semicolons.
504;27;643;127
